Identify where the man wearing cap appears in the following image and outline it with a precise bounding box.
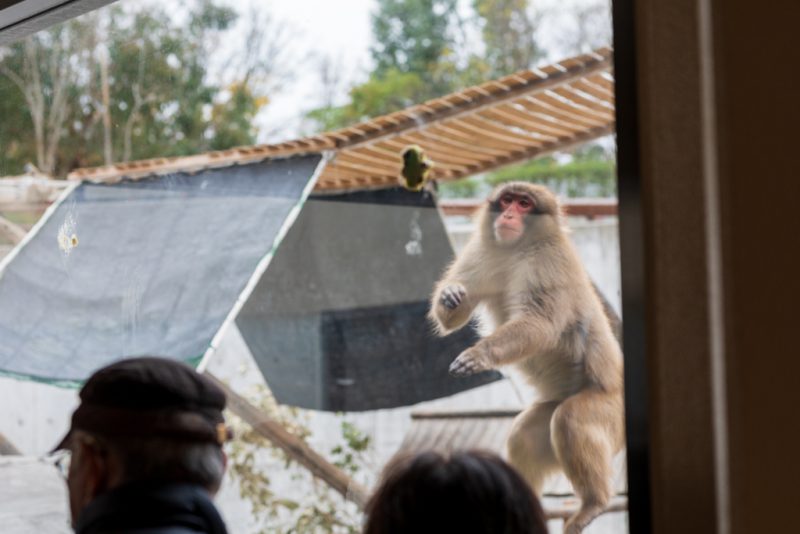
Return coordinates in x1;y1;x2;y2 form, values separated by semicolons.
52;356;231;534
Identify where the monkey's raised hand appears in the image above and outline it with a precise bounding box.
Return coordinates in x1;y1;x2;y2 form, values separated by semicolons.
449;345;492;376
440;283;466;310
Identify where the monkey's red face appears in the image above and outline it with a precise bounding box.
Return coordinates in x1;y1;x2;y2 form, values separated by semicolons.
493;192;535;244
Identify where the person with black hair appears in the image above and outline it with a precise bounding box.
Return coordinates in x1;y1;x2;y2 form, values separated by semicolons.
363;450;548;534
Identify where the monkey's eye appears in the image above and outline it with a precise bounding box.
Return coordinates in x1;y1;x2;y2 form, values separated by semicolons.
518;197;533;210
499;194;514;209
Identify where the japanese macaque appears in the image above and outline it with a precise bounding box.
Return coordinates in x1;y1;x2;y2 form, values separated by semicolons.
429;182;624;534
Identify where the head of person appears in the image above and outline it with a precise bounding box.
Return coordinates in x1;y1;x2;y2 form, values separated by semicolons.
51;356;230;526
363;450;548;534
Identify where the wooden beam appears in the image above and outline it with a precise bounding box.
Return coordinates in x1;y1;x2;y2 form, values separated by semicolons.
206;373;370;509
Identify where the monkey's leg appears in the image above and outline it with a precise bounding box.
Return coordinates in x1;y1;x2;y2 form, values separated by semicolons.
506;401;561;496
551;391;623;534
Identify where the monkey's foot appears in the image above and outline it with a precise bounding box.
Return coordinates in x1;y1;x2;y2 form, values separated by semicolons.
449;347;491;376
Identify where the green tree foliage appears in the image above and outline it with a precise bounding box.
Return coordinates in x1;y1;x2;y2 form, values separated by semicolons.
486;143;616;197
371;0;458;88
308;0;464;130
306;68;427;130
0;17;97;175
437;144;616;198
227;384;368;534
0;0;279;177
305;0;617;199
306;0;544;131
473;0;542;77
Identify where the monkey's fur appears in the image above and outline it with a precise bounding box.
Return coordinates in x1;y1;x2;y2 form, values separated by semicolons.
429;182;624;534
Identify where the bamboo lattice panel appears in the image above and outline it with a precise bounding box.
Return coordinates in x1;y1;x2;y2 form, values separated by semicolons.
69;48;614;191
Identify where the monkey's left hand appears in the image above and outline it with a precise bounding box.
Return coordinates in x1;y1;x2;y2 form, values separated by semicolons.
449;345;493;376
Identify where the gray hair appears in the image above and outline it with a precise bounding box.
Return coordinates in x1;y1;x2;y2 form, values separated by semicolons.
99;434;225;491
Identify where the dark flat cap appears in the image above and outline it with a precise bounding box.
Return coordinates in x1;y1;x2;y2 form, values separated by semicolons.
53;356;229;451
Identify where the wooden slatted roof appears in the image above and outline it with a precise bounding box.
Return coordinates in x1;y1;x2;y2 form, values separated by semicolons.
68;48;614;191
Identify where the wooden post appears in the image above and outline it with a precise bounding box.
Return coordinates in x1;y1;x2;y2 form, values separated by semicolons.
206;373;370;509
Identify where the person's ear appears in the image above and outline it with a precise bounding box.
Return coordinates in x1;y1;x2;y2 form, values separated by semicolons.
79;436;110;499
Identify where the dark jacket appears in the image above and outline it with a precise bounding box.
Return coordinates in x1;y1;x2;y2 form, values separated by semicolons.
74;482;228;534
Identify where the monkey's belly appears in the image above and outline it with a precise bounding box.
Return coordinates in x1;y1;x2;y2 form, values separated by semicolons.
513;351;586;401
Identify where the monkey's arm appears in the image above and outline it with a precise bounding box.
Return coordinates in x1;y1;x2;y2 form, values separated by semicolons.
429;281;479;334
428;245;487;334
449;309;567;376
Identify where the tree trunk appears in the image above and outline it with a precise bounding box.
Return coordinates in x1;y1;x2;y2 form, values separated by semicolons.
100;48;113;165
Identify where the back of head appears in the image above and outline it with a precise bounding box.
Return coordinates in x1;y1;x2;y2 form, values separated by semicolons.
363;450;547;534
55;356;230;491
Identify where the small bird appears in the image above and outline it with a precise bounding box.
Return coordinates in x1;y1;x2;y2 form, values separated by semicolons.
400;145;433;191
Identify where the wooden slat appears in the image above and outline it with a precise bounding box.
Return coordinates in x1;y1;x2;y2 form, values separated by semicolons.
534;93;613;124
402;137;497;167
440;119;533;149
496;101;594;133
555;86;616;114
443;124;615;182
334;152;400;173
319;164;384;182
573;78;615;101
550;87;616;118
426;122;535;152
459;115;549;146
516;97;607;129
409;126;512;157
479;107;577;138
326;158;395;177
378;137;482;169
327;162;401;186
321;52;611;152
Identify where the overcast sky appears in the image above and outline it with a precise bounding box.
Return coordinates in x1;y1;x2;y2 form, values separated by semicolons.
215;0;611;142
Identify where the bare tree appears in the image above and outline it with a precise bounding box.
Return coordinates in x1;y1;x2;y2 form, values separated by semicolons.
221;4;296;96
0;29;82;174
